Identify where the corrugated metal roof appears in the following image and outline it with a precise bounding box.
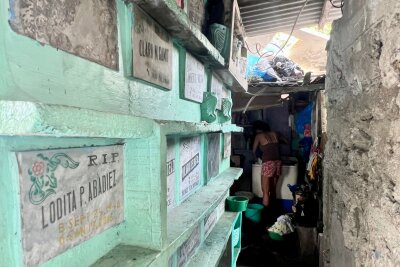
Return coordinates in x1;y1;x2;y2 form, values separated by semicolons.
238;0;343;36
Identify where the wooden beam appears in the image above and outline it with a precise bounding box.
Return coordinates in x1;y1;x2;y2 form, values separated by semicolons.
247;83;324;94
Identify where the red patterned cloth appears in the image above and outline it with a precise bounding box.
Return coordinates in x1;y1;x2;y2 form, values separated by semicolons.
262;160;282;177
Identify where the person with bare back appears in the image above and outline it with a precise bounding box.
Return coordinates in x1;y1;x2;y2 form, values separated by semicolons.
252;121;287;207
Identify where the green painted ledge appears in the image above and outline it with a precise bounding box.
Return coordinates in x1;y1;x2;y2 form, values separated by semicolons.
187;212;239;267
158;120;243;136
165;168;242;257
130;0;225;68
0;101;155;138
0;101;242;138
93;246;160;267
92;167;242;267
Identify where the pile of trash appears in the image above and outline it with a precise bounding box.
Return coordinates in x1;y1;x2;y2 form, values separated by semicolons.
273;55;304;80
247;54;304;83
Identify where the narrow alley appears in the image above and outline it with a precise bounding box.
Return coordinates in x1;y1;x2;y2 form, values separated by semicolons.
0;0;399;267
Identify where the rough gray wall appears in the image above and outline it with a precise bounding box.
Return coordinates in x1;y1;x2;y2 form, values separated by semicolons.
324;0;400;266
9;0;119;69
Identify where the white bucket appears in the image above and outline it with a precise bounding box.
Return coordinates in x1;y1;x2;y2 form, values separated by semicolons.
252;157;298;199
252;164;263;198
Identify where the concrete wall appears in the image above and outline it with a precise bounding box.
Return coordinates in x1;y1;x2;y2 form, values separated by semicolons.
9;0;119;70
1;0;229;123
0;0;236;266
324;0;400;266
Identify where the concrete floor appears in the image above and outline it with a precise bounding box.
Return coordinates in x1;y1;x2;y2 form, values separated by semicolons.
232;177;318;267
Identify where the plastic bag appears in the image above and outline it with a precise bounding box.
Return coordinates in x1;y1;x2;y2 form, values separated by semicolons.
247;54;281;82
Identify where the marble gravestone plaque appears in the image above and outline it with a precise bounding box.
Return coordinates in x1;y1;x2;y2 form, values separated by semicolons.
221;84;230;103
180;136;201;200
166;140;176;209
216;197;226;217
188;0;205;29
204;209;218;238
184;53;206;103
207;133;221;180
9;0;119;69
204;197;226;238
17;145;124;266
211;74;223;110
211;74;230;110
132;7;173;89
177;225;201;267
224;133;232;159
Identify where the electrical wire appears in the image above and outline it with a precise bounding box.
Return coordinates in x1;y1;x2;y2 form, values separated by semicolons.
242;88;268;114
269;0;310;61
246;0;310;70
329;0;343;8
236;102;283;113
245;40;274;59
329;0;344;14
244;40;258;55
242;0;310;112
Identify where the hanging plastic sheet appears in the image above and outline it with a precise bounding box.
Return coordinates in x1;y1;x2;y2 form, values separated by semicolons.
295;103;313;135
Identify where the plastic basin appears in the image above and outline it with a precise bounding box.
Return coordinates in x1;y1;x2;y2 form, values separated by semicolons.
234;191;254;200
244;203;264;223
268;231;285;241
226;196;249;212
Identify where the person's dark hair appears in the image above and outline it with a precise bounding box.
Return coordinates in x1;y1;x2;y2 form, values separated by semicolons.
253;120;270;133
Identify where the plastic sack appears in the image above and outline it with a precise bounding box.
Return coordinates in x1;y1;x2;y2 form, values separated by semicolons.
247;54;281;82
273;55;304;79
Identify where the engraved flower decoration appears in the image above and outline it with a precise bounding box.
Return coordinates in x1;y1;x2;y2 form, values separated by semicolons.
31;161;45;177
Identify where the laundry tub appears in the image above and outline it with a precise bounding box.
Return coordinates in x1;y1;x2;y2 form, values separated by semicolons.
252;157;298;212
251;164;263;198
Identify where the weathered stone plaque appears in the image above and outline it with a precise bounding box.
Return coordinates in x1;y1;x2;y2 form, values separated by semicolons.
204;209;218;238
180;136;201;200
204;198;225;238
17;145;124;266
211;74;230;110
184;53;206;103
188;0;205;29
217;197;226;217
132;7;173;90
167;140;176;209
224;133;232;158
9;0;119;69
177;225;201;267
211;74;223;110
207;133;221;180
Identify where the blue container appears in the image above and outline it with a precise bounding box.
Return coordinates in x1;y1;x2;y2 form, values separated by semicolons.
276;199;294;213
